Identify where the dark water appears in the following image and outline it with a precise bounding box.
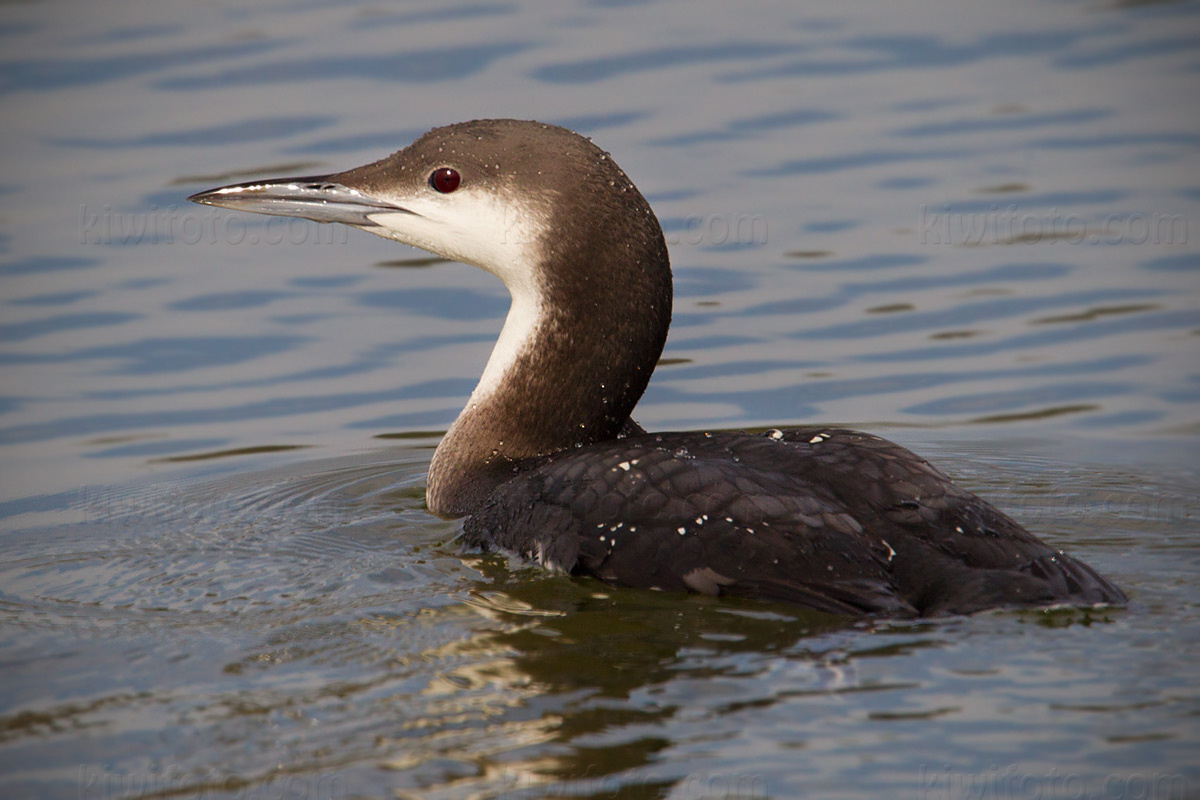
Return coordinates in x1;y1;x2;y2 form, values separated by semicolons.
2;1;1198;798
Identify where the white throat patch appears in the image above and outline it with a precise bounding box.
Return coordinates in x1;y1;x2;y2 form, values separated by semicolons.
361;185;551;404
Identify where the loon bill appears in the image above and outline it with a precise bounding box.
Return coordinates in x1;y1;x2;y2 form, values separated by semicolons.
189;118;1126;617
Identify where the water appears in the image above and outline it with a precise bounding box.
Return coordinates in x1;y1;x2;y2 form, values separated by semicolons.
2;0;1198;797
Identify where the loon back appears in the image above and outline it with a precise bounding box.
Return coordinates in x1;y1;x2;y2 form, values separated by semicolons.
463;428;1124;617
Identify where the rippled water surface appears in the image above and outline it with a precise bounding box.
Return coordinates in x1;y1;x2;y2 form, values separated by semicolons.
2;1;1198;798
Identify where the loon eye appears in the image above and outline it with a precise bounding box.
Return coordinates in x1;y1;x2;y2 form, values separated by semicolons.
430;167;461;194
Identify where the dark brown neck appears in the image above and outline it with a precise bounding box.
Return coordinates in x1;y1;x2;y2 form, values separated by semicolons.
427;237;671;517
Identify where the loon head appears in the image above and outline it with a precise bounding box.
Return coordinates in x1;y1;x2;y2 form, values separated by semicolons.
190;119;673;516
189;119;666;303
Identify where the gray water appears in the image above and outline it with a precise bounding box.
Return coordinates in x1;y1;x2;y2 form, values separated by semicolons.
1;1;1198;798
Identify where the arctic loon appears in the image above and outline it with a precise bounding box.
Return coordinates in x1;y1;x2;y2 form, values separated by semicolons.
189;118;1125;616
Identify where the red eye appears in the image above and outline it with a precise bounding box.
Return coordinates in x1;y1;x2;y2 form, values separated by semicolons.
430;167;461;193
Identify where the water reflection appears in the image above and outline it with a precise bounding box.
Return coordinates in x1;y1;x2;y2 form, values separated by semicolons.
1;0;1198;796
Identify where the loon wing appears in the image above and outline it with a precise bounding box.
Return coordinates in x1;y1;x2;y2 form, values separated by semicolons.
461;428;1126;617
